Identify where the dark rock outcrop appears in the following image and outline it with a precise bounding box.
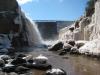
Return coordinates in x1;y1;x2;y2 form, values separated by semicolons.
70;47;79;54
0;0;19;33
15;66;30;74
68;40;75;46
0;59;5;67
11;57;26;65
49;42;63;51
63;44;72;52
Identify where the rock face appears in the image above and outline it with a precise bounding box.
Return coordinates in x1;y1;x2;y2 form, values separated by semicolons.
0;0;22;47
59;0;100;56
0;0;43;47
0;0;19;33
59;0;100;41
90;1;100;40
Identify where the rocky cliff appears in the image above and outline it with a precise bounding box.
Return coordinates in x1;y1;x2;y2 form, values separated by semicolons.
59;0;100;55
0;0;43;48
0;0;19;33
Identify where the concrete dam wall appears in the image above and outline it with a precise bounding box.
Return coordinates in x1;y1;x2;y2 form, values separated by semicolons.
35;20;74;40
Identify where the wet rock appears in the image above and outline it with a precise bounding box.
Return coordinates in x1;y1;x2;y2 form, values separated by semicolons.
11;57;26;65
0;55;11;63
63;43;72;52
0;59;5;67
2;64;16;73
0;48;8;54
23;54;51;70
27;59;34;63
33;54;48;64
49;41;63;51
0;55;11;61
23;62;52;70
23;54;52;70
22;63;34;68
23;54;33;61
68;40;75;46
16;53;26;58
15;66;30;74
70;47;79;54
45;68;66;75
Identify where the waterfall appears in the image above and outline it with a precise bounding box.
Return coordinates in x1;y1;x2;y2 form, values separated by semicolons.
24;17;43;46
15;6;43;46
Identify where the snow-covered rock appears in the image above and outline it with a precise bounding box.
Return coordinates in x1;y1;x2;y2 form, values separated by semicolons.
79;39;100;56
58;1;100;56
46;68;66;75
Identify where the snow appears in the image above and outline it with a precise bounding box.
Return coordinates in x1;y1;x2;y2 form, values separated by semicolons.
46;68;64;74
35;54;48;60
79;39;100;55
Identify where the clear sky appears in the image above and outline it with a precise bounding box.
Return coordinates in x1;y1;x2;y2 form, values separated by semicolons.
17;0;87;21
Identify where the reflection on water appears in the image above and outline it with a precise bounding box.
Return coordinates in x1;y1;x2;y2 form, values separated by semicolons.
70;55;100;75
32;69;45;75
15;48;100;75
25;48;100;75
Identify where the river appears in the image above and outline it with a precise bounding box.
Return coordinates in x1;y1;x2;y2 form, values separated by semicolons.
0;47;100;75
18;47;100;75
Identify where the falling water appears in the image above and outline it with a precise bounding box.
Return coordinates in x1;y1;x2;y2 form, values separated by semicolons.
24;18;43;46
16;6;43;46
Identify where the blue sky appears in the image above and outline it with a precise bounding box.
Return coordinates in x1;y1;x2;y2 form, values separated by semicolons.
17;0;87;21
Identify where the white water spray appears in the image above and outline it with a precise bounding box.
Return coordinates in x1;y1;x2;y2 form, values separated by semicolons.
24;18;43;46
16;6;43;46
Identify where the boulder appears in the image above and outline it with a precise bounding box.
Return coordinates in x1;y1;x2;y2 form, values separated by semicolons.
23;62;52;70
0;55;11;61
68;39;75;46
15;66;30;74
0;55;11;63
45;68;66;75
79;39;100;56
63;43;72;52
23;54;33;61
31;62;52;70
70;47;79;54
33;54;48;64
58;44;72;55
49;41;63;51
0;59;5;67
11;57;26;65
75;40;88;49
2;63;16;73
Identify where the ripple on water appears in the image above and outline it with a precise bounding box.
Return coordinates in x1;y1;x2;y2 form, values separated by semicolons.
6;47;100;75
